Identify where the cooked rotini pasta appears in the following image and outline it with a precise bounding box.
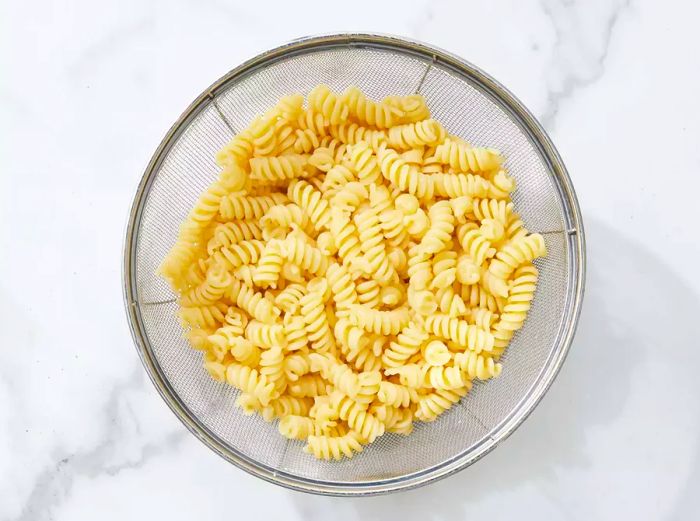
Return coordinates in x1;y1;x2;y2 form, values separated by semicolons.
161;84;545;460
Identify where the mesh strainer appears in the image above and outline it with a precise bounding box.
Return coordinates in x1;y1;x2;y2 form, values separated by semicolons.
122;33;585;496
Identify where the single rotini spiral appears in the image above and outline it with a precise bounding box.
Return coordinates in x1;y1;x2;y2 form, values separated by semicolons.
260;345;287;395
304;431;364;460
385;93;431;124
355;279;381;308
279;236;329;276
424;314;495;353
342;86;402;129
271;119;296;155
348;304;410;336
249;154;314;181
353;207;397;283
248;115;278;157
329;122;387;151
252;241;283;289
377;380;413;407
423;365;468;390
225;364;275;406
472;198;513;224
288;374;329;398
378;148;434;199
274;283;307;313
226;279;281;323
346;141;382;185
209;239;265;271
245;320;286;348
325;263;359;316
331;391;385;443
287;179;331;231
493;265;538;347
308;84;350;125
419;201;455;254
415;385;470;422
433;139;503;173
487;170;516;200
430;250;457;289
488;233;547;280
208;221;263;254
505;212;528;242
459;229;494;267
407;245;433;290
272;94;304;123
423;340;452;366
432;172;491;199
454;351;502;380
282;314;309;353
278;415;324;440
296;110;330;136
179;264;231;307
354;370;382;408
387;119;446;150
261;395;313;422
178;301;228;329
219;192;288;221
299;291;336;354
216;130;254;168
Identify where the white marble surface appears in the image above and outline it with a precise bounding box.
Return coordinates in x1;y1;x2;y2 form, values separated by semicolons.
1;0;699;519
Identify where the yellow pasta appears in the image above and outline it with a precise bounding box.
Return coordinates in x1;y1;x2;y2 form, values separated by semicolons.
160;85;545;460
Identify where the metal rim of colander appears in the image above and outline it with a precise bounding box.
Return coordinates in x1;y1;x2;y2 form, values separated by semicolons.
123;33;586;496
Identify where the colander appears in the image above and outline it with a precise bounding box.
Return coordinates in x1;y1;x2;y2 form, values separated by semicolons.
122;33;585;496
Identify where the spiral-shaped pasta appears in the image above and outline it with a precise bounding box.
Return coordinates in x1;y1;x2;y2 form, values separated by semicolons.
466;307;497;331
348;304;410;336
308;84;350;125
415;385;470;422
378;148;434;199
387;119;446;150
287;179;331;231
261;395;313;422
487;170;516;200
274;283;306;313
460;282;505;313
378;209;408;248
346;141;382;186
385;93;431;124
251;241;283;289
293;128;322;154
273;94;304;122
208;221;263;255
434;286;468;317
454;351;502;380
209;240;265;271
226;279;280;323
288;374;329;398
248;116;279;157
355;278;381;308
459;229;494;267
377;381;412;407
245;320;286;348
424;314;495;353
342;86;402;129
423;365;468;390
418;201;455;254
219;192;288;221
228;337;261;367
277;236;328;276
304;431;364;460
296;109;330;136
329;122;387;151
281;314;309;353
472;198;513;224
331;181;368;212
433;139;503;173
333;318;370;353
178;301;228;329
259;203;315;240
216;130;254;168
226;364;275;406
249;154;313;181
322;163;357;196
259;345;286;395
488;234;547;280
493;265;538;348
331;391;385;443
179;264;231;307
384;363;423;388
354;370;382;408
278;415;323;440
423;340;451;366
344;343;382;372
203;353;227;382
299;291;336;354
353;207;397;283
431;250;457;289
325;263;359;316
432;172;491;199
387;407;414;435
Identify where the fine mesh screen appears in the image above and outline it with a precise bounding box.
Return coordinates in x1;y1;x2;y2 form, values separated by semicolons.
131;44;571;486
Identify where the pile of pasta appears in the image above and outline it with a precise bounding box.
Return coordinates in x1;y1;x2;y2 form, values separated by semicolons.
159;85;546;460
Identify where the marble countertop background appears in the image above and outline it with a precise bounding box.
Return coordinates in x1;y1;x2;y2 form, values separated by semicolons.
1;0;699;519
